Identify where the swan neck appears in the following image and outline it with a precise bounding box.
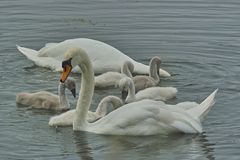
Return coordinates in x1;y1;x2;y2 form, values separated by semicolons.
96;96;123;117
58;83;69;108
73;62;95;130
121;63;132;78
95;98;109;117
149;60;160;83
126;80;136;102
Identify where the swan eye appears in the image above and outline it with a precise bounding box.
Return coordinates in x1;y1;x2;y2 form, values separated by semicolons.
62;58;72;68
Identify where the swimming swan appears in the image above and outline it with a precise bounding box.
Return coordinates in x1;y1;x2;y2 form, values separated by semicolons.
16;38;170;77
55;47;218;135
119;77;177;103
133;56;161;92
16;78;76;111
49;95;123;126
94;61;134;88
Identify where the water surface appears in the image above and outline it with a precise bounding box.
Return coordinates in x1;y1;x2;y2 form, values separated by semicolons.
0;0;240;159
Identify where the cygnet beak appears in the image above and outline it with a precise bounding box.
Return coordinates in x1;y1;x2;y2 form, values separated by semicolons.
71;88;76;98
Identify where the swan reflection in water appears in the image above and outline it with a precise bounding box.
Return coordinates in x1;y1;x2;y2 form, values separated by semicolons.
73;132;215;160
74;131;94;160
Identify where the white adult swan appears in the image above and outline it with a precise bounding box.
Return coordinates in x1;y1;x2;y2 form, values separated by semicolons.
56;47;218;135
49;96;123;126
94;61;134;88
133;56;161;92
16;78;76;111
119;77;177;103
16;38;170;77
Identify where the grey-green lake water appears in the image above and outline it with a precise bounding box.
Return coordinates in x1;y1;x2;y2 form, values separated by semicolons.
0;0;240;159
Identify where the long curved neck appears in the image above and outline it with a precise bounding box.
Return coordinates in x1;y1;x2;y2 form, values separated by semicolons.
95;96;123;117
58;82;69;109
73;62;95;130
121;63;133;78
149;60;160;83
95;98;109;117
126;80;136;103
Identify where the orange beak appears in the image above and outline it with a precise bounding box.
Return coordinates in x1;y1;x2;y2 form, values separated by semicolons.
60;65;72;83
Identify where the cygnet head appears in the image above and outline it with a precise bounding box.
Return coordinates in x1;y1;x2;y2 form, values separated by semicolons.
118;77;132;100
151;56;161;63
63;77;76;98
60;48;89;83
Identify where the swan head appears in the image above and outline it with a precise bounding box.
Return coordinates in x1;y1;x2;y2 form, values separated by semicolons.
60;48;89;83
151;56;161;74
63;77;76;98
151;56;162;64
118;77;132;100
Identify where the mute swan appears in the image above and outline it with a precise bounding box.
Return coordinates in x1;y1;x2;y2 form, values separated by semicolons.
16;38;170;77
56;47;218;135
119;77;177;103
94;61;134;88
16;78;76;111
133;56;161;92
49;95;123;126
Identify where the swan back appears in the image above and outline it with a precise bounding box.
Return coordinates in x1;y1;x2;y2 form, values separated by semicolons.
49;109;76;126
16;91;60;110
88;99;202;135
136;87;177;102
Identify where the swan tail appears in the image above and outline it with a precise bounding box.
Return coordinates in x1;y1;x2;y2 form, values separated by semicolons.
187;89;218;122
133;61;171;77
16;45;61;71
16;45;40;62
